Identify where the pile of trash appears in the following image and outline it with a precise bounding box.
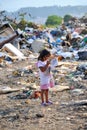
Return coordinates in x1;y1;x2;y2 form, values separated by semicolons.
0;19;87;62
0;19;87;93
0;19;87;130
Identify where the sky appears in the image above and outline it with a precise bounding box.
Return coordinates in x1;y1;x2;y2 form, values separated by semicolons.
0;0;87;12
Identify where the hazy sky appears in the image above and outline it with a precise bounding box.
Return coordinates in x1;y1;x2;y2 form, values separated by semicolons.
0;0;87;12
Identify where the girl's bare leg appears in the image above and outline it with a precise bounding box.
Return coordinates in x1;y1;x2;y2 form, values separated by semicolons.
41;90;44;103
45;89;49;103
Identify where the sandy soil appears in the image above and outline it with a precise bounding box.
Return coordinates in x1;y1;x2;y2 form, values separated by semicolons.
0;56;87;130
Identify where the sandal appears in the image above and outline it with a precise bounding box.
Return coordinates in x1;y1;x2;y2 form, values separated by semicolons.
41;102;47;106
46;101;53;105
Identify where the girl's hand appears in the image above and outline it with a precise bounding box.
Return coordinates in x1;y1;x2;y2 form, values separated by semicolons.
50;54;58;59
47;60;50;65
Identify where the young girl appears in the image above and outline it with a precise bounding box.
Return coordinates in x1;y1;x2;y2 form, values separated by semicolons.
37;49;55;106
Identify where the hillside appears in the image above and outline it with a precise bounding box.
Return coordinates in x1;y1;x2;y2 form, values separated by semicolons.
3;5;87;24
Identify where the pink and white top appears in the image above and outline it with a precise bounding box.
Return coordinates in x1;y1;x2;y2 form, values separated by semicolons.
37;60;51;87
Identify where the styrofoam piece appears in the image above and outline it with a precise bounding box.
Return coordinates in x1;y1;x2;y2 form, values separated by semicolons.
3;43;25;59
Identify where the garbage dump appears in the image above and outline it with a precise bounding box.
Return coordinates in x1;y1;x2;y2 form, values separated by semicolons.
0;16;87;130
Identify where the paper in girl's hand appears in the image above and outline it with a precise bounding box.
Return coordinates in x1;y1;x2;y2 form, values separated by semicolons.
50;58;58;69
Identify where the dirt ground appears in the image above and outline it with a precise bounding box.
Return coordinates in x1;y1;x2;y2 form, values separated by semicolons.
0;56;87;130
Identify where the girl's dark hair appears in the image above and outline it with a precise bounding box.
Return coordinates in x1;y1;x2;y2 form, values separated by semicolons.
38;49;50;61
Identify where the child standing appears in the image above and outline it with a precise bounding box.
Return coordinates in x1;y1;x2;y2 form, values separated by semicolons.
37;49;55;106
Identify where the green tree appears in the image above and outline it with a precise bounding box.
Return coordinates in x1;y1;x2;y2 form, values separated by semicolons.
45;15;62;27
19;13;26;21
64;14;73;22
17;19;27;30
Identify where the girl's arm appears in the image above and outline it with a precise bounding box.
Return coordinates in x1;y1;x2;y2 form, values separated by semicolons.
39;60;50;72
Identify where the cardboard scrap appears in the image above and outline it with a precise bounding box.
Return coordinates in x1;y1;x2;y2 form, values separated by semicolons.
50;85;70;92
0;86;21;94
